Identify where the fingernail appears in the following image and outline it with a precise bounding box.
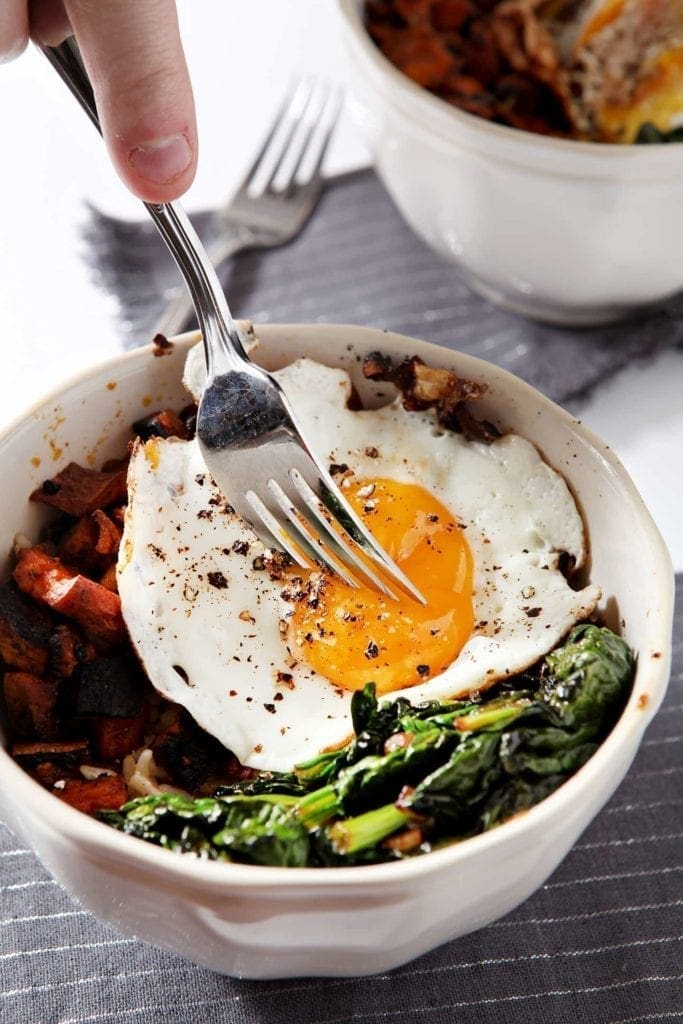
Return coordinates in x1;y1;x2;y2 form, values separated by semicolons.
128;134;193;184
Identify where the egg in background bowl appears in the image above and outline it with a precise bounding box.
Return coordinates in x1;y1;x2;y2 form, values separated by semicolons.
0;324;673;978
338;0;683;326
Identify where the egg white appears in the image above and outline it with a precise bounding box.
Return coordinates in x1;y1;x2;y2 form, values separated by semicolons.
117;355;600;771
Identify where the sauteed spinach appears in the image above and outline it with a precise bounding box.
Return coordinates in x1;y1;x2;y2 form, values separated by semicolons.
100;625;634;867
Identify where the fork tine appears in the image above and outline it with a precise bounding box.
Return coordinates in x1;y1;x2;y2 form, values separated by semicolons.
287;467;402;600
288;86;343;189
266;479;361;590
247;477;362;591
269;82;337;195
260;80;321;194
245;488;313;570
289;457;427;606
240;79;313;194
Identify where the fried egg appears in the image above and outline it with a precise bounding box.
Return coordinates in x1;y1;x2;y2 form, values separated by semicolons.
117;355;600;771
542;0;683;141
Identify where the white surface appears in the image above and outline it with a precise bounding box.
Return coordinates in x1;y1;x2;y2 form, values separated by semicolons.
0;326;672;977
0;0;680;568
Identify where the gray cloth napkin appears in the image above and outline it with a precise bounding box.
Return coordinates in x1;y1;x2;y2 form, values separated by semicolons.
1;576;681;1023
85;168;683;412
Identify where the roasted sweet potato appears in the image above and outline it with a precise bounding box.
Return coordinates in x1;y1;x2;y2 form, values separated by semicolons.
13;548;126;649
0;582;54;674
151;713;229;792
92;510;122;558
382;27;455;87
56;515;97;570
34;761;69;787
58;509;121;572
48;623;95;680
365;0;573;136
3;671;59;739
132;408;191;442
90;713;147;761
76;655;145;719
31;462;128;517
12;738;89;765
395;0;434;22
55;774;128;814
98;564;119;593
432;0;473;31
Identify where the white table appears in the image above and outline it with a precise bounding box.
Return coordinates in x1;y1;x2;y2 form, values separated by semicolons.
1;0;681;569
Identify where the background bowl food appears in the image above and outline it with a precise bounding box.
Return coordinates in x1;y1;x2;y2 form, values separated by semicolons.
0;324;673;978
337;0;683;326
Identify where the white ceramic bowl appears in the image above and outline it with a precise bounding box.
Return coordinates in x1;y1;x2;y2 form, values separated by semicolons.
0;324;673;978
338;0;683;325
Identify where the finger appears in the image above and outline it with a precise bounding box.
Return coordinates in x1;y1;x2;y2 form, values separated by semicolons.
0;0;29;63
63;0;197;202
29;0;72;47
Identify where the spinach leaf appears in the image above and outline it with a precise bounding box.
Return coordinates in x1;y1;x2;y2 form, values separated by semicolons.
100;793;309;867
100;625;635;867
635;123;683;144
541;624;634;733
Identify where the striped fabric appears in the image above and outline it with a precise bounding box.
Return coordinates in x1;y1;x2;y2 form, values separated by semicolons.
87;169;683;413
0;577;680;1021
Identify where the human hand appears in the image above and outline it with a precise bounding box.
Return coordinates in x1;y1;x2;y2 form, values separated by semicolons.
2;0;197;203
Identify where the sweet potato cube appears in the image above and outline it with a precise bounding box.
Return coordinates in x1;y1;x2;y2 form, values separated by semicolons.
92;510;122;559
98;564;119;593
90;714;147;761
133;409;191;442
431;0;472;31
12;738;90;765
3;671;59;739
13;548;126;649
76;655;145;719
395;0;433;23
48;623;94;680
56;775;128;814
58;509;121;572
0;582;53;674
57;515;98;570
31;462;128;517
34;761;68;787
383;29;455;87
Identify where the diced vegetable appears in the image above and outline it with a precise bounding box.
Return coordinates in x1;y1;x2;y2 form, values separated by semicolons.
48;623;94;679
76;655;146;719
132;409;191;441
3;671;59;739
58;510;121;572
12;738;90;765
102;626;634;867
100;793;310;866
0;582;54;674
90;714;148;761
56;775;128;814
13;548;126;649
30;461;128;517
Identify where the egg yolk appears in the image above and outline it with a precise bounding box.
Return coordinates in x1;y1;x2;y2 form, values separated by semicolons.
288;478;474;694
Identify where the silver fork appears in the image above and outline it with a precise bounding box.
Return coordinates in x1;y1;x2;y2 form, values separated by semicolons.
155;78;340;339
42;39;425;604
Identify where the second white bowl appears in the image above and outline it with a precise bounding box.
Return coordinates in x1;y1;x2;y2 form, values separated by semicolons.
338;0;683;325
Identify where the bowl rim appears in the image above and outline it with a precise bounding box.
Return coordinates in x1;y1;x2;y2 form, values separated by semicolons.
0;323;674;892
337;0;683;175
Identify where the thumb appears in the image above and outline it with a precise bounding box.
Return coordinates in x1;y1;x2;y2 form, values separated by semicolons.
64;0;197;203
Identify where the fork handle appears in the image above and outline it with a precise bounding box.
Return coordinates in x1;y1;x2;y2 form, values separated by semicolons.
153;228;260;338
40;38;249;376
